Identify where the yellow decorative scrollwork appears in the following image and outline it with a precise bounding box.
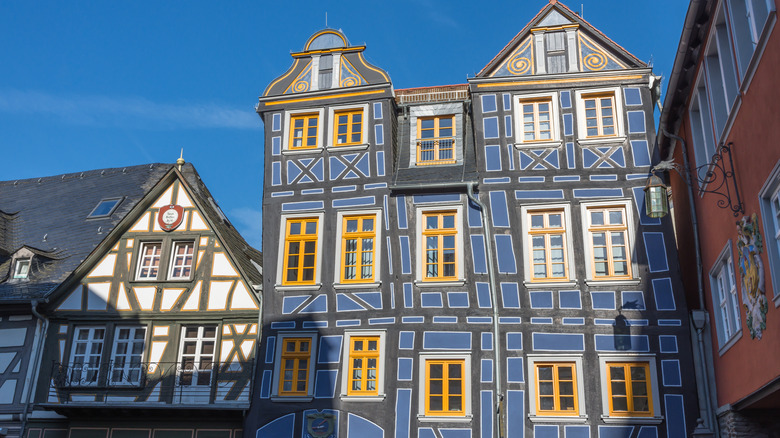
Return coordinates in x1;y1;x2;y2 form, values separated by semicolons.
293;80;310;93
340;76;359;87
584;52;607;71
507;56;531;75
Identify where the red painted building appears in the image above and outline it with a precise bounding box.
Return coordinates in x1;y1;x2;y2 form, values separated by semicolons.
658;0;780;436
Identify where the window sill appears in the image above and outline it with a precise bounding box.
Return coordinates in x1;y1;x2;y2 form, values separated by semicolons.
528;415;587;423
417;415;472;423
584;279;641;287
270;396;314;402
281;148;323;156
414;280;466;288
327;144;370;152
514;140;562;149
339;394;386;402
274;283;323;292
717;330;743;357
576;136;626;146
333;282;382;290
600;416;662;424
412;162;462;168
524;281;578;289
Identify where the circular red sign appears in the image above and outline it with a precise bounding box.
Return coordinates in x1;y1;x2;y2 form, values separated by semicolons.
158;204;184;231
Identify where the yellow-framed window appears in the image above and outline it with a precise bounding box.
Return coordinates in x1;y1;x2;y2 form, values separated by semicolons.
289;113;319;149
520;98;553;142
283;218;319;285
341;215;376;283
422;211;457;281
583;93;616;137
606;362;653;417
347;336;380;396
279;338;311;396
535;362;579;416
334;109;363;146
587;206;631;279
417;116;455;165
528;210;569;281
425;359;465;416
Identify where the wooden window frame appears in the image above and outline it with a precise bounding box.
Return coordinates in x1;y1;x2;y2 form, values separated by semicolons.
605;362;654;417
574;87;625;143
416;115;456;165
533;362;579;416
281;217;320;286
177;325;218;388
13;258;31;279
109;326;147;386
68;326;106;387
709;241;742;350
340;330;386;400
168;240;196;280
597;355;661;423
585;204;633;280
418;353;471;419
527;209;570;282
526;355;586;422
288;113;320;150
582;92;617;138
271;332;317;400
333;108;364;146
278;337;312;396
338;213;378;284
421;211;459;282
347;336;380;396
136;241;163;280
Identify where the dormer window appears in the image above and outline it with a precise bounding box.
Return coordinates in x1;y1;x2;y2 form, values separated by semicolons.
408;103;463;167
318;54;333;90
13;259;31;279
88;197;123;219
545;31;567;73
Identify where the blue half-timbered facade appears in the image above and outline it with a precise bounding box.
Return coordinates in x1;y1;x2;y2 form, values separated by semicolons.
249;3;700;438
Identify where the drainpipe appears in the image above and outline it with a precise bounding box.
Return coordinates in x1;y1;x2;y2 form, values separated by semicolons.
389;181;503;437
656;128;718;437
20;299;49;438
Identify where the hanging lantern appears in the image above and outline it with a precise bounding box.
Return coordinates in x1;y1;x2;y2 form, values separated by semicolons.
644;173;669;218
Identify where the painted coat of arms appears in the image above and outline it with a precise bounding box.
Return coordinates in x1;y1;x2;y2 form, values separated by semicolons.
736;213;768;339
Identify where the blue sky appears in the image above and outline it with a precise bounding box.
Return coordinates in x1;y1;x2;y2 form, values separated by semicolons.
0;0;688;249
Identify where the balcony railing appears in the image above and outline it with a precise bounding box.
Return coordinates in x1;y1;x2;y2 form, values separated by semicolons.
49;361;252;406
417;138;456;165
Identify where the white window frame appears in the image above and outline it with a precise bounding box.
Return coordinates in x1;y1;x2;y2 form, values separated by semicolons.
513;91;562;148
579;199;639;285
417;352;472;421
177;325;219;388
688;73;718;185
109;326;147;386
726;0;775;80
271;332;318;401
68;326;106;387
526;354;587;423
326;103;370;150
275;212;325;291
168;240;197;280
339;330;387;401
282;107;326;154
703;3;740;142
520;204;577;288
135;241;163;281
758;159;780;305
408;103;463;167
414;204;465;286
333;209;382;289
574;87;626;145
13;258;31;279
709;241;742;352
597;355;662;424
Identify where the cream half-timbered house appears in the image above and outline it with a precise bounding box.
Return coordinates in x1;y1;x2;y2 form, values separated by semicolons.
27;164;262;438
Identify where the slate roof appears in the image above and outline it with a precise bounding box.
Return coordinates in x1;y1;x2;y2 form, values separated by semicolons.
0;163;262;303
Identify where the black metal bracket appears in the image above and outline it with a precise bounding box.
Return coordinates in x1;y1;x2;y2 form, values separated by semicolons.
691;142;744;217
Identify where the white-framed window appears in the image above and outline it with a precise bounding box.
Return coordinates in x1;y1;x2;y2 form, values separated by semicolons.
513;92;561;148
579;200;638;284
710;241;743;351
110;326;147;386
327;103;369;149
688;75;718;184
69;326;106;386
415;205;465;285
271;332;318;400
333;209;382;287
597;355;662;423
574;87;626;144
282;108;326;153
759;160;780;304
727;0;774;79
526;355;586;422
136;242;162;280
276;212;325;289
520;204;576;286
418;353;472;420
13;258;31;279
408;103;463;167
178;325;218;388
704;4;740;138
340;330;387;401
168;241;196;280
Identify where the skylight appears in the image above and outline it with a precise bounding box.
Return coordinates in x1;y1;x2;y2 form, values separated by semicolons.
88;197;123;218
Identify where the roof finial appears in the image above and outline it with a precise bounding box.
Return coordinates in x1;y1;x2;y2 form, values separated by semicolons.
177;148;185;170
325;12;328;28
